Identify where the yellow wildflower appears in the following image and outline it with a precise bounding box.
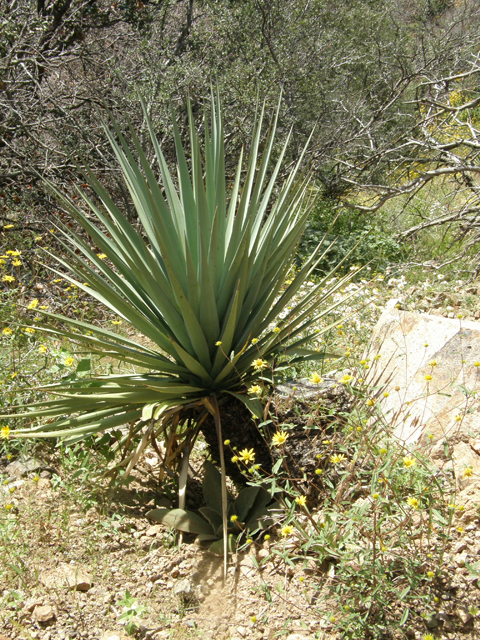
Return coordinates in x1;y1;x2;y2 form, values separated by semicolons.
215;341;222;346
425;374;432;381
403;456;416;468
281;525;294;537
28;299;39;310
272;431;289;446
251;338;259;344
231;456;239;463
2;327;13;336
12;259;22;267
24;327;35;334
1;426;10;439
248;384;262;396
2;275;15;283
230;515;238;522
64;356;74;367
295;496;307;507
238;448;255;463
366;399;375;407
340;374;353;384
309;372;323;384
252;358;268;371
330;454;346;464
97;253;107;259
110;320;122;325
463;467;473;478
273;327;281;334
224;439;230;445
407;496;419;509
38;345;47;354
3;224;14;229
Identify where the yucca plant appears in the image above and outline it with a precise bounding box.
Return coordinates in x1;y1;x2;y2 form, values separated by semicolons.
2;91;357;571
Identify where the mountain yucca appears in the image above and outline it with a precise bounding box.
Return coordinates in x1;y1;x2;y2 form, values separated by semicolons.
3;91;353;475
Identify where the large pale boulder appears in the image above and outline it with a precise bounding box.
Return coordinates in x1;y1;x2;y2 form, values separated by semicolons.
369;308;480;445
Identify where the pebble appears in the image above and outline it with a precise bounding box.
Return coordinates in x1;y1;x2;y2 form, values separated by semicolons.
33;605;55;622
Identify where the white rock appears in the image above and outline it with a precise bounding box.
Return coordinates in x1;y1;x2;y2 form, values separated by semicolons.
368;308;480;444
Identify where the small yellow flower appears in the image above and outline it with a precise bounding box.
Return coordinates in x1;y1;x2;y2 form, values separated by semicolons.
97;253;107;259
264;534;270;540
2;327;13;336
1;426;10;439
246;538;253;544
110;320;122;325
429;359;437;367
463;467;473;478
403;456;416;468
248;384;262;396
330;616;336;624
372;493;380;500
251;615;257;623
24;327;35;334
38;345;47;354
427;571;435;579
457;313;463;319
2;275;15;283
215;340;222;346
428;433;434;440
33;475;40;483
11;372;17;379
474;361;480;367
230;515;238;522
379;448;387;455
39;305;48;310
224;439;230;446
3;224;14;229
252;358;268;371
28;299;39;310
366;399;375;407
64;356;74;367
251;338;259;344
254;464;260;470
295;496;307;507
457;526;464;533
383;391;389;397
315;469;323;475
340;374;353;384
272;431;289;446
455;415;462;422
238;448;255;463
273;327;281;334
424;374;432;381
231;456;238;463
309;372;323;384
9;486;15;494
330;454;346;464
5;504;13;511
299;576;305;582
424;343;429;347
423;635;435;640
12;259;22;267
407;496;419;509
35;236;43;241
448;503;456;509
281;525;294;537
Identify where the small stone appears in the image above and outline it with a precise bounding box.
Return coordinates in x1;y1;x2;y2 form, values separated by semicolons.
453;541;468;554
454;552;468;567
456;607;472;625
257;549;269;560
33;605;55;623
40;564;93;591
146;525;162;536
173;578;191;597
100;632;132;640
